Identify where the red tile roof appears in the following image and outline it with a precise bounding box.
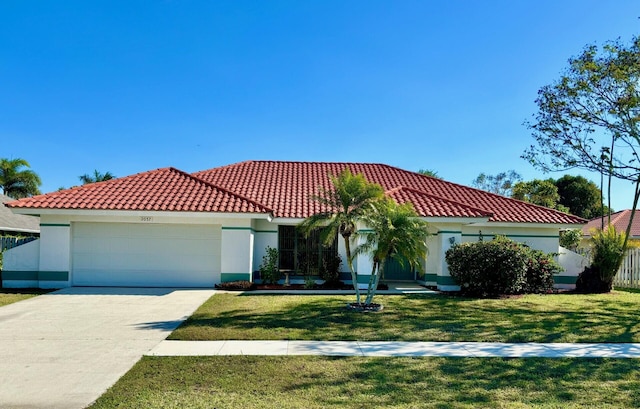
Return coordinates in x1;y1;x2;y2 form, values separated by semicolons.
582;210;640;237
194;160;585;224
7;160;586;224
6;167;272;213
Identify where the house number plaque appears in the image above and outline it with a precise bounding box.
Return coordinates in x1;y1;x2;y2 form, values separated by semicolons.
140;216;153;222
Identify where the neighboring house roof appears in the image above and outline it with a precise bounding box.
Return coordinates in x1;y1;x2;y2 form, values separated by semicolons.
0;194;40;234
7;160;585;225
6;167;272;214
582;210;640;238
195;161;585;224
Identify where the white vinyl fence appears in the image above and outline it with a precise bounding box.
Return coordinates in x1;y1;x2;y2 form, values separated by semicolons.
614;248;640;289
0;236;38;251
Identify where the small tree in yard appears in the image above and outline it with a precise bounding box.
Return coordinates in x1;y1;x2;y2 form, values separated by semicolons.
298;168;384;304
576;226;626;293
259;246;280;285
355;198;429;307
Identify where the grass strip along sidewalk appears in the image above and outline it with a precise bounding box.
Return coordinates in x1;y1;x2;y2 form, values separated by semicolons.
90;356;640;409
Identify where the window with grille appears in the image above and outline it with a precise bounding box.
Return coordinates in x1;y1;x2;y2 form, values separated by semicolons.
278;225;338;275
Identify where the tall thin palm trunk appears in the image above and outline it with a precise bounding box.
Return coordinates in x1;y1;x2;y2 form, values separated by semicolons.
343;236;361;304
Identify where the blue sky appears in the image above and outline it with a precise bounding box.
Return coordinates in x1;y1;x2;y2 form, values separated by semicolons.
1;1;639;211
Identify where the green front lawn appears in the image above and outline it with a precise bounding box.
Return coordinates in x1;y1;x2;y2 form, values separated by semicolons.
0;288;50;307
90;356;640;408
170;290;640;342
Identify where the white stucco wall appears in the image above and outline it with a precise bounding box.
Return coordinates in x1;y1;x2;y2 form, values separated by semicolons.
2;239;40;288
253;219;278;273
221;222;254;282
557;245;588;289
24;212;263;288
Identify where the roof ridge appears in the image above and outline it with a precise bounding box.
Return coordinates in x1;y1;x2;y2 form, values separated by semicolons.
223;159;392;167
610;209;631;226
179;168;274;213
193;160;255;175
387;185;494;216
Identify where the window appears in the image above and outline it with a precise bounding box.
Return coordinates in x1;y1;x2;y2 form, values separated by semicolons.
278;225;338;275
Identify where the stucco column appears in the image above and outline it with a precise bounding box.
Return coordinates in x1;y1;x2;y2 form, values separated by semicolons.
39;223;71;288
221;226;254;283
354;232;374;289
437;231;461;291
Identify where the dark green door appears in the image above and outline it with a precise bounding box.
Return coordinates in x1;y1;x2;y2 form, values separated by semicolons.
384;257;415;281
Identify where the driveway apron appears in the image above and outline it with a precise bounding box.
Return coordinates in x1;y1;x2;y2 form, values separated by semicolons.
0;287;215;409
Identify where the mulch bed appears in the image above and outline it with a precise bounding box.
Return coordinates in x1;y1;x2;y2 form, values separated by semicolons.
346;302;384;312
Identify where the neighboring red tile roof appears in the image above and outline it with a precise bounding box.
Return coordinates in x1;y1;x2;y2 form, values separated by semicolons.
194;160;585;224
6;167;272;213
385;187;494;218
582;210;640;237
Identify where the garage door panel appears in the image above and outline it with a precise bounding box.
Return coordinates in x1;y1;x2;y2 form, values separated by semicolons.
72;222;221;287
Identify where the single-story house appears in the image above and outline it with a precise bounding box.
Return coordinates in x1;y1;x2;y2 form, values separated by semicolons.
3;160;586;290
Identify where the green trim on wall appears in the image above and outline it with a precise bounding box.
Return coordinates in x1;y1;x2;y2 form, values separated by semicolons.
461;233;560;239
437;231;462;235
2;271;38;280
221;273;251;282
40;223;70;227
436;276;458;286
354;274;375;284
222;227;278;234
423;273;437;282
554;275;578;284
0;271;68;281
39;271;69;281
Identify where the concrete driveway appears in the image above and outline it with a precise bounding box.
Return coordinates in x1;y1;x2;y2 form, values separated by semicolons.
0;287;215;409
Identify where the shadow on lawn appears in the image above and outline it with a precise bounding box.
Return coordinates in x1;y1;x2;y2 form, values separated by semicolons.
280;357;640;407
172;293;640;343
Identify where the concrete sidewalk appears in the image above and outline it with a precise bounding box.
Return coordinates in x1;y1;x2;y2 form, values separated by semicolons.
148;340;640;358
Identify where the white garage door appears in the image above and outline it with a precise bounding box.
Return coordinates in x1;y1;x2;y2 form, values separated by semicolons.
72;222;221;287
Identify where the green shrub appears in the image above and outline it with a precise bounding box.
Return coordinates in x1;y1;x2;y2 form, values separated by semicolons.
591;225;625;283
559;229;582;250
577;225;626;292
524;249;562;294
445;236;561;296
259;246;281;284
320;253;342;284
304;275;316;289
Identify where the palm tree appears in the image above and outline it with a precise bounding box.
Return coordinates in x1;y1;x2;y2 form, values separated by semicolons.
298;168;384;304
356;198;429;305
0;158;42;199
79;170;115;184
